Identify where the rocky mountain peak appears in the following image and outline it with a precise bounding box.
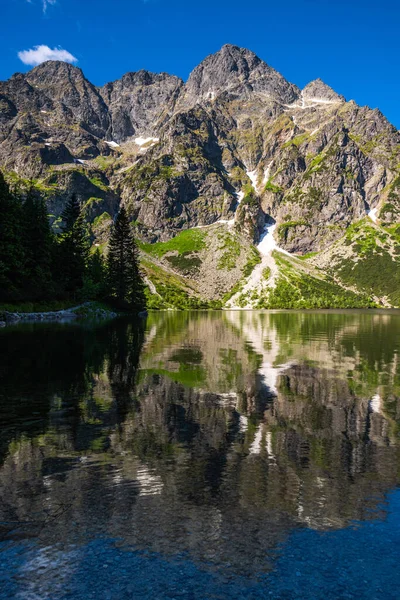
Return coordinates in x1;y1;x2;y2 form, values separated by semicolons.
302;78;345;103
182;44;300;107
12;60;110;139
26;60;85;86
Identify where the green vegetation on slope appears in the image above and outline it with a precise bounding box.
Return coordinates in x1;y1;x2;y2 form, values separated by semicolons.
250;254;375;309
142;259;219;310
165;253;202;274
217;232;241;270
139;228;207;258
334;221;400;305
262;273;374;309
243;246;262;277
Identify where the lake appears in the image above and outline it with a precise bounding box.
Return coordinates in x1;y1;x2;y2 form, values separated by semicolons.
1;310;400;599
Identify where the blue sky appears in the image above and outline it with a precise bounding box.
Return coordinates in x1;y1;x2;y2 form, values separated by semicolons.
2;0;400;128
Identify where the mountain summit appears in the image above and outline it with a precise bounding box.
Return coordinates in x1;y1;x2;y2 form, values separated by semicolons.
302;78;345;104
182;44;300;106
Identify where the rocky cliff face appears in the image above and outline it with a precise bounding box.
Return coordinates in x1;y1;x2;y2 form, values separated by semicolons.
1;44;400;304
100;70;183;143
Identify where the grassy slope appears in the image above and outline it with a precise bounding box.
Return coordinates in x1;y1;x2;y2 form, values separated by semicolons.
139;228;213;309
139;226;260;309
140;219;400;310
269;253;374;309
231;250;374;309
139;228;207;258
309;219;400;307
141;258;214;310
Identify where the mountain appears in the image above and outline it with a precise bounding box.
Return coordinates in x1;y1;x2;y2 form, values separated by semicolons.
1;44;400;308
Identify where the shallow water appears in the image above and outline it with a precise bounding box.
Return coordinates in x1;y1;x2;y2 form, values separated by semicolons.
1;310;400;599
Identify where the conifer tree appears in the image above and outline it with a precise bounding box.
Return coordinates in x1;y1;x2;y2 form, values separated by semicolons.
22;187;54;299
107;207;145;308
81;248;107;300
61;193;81;233
0;172;25;302
57;194;89;296
90;248;106;287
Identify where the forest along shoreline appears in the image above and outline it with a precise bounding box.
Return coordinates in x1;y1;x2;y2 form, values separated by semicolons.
0;173;146;317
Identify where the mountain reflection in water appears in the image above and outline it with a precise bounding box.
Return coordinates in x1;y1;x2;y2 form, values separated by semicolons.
0;310;400;599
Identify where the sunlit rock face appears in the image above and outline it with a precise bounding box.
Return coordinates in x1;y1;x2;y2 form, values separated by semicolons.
181;44;300;108
1;311;399;578
100;70;183;143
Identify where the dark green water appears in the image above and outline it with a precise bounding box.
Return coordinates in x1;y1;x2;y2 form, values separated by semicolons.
1;310;400;599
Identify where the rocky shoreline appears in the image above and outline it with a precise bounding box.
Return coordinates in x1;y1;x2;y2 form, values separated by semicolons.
0;303;118;327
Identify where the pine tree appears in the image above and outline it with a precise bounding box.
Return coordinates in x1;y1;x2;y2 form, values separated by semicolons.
61;193;81;233
107;207;145;308
57;194;89;297
81;248;107;300
90;248;106;288
0;172;25;302
22;187;54;300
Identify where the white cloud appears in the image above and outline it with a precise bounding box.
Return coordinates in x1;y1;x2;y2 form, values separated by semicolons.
25;0;57;13
42;0;56;13
17;45;78;66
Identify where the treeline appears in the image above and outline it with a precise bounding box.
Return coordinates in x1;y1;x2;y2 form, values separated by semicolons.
0;172;145;309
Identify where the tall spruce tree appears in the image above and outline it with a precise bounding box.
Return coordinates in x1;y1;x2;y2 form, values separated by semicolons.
107;207;145;308
61;193;80;232
22;188;54;299
81;248;107;301
0;172;25;302
57;194;89;297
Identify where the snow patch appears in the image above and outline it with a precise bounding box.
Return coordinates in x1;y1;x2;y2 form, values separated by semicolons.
262;161;273;187
247;169;259;192
105;140;120;148
236;190;245;204
194;218;235;229
284;92;340;111
368;207;379;223
135;137;159;147
304;97;339;105
257;223;292;257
